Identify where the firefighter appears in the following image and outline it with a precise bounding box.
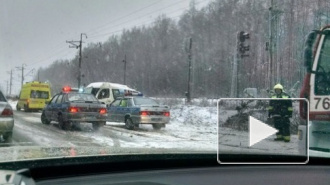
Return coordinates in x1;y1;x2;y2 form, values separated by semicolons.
268;84;293;142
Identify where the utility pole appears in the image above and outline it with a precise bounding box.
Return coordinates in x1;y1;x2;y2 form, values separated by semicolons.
10;70;12;95
16;64;26;87
21;65;24;87
187;38;193;103
231;31;250;98
122;54;127;85
268;0;282;87
236;54;240;98
6;70;13;95
6;81;9;95
230;55;237;97
67;33;87;88
269;0;274;88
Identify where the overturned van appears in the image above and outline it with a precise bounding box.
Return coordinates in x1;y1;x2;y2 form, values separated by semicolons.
85;82;141;105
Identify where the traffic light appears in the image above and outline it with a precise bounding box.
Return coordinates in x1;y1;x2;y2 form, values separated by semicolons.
239;31;250;42
237;31;250;57
239;43;249;53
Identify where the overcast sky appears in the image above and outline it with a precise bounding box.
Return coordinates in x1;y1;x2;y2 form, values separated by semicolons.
0;0;212;95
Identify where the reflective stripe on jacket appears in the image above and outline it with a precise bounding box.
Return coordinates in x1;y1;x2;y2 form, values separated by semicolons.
268;93;293;117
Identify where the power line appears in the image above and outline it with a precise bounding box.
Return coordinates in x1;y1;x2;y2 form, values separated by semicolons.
89;0;204;39
28;48;74;67
88;0;188;38
23;41;68;64
22;0;205;72
86;0;164;35
18;1;164;68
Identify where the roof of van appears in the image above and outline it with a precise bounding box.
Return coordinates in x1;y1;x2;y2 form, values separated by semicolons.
23;81;50;88
86;82;137;91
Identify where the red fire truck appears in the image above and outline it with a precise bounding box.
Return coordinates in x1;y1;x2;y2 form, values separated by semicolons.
299;25;330;156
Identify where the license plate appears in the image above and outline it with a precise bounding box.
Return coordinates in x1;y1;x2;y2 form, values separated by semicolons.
151;118;162;121
85;116;95;120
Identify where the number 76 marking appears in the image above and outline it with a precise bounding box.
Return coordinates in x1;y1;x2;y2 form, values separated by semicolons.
314;97;330;110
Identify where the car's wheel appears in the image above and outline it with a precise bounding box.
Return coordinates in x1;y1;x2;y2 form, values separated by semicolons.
24;104;29;112
152;124;162;130
16;104;21;111
3;132;13;143
125;118;134;130
58;115;71;130
92;122;104;131
41;111;51;125
72;122;81;131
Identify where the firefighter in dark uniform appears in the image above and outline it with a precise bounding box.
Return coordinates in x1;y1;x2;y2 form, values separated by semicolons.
268;84;293;142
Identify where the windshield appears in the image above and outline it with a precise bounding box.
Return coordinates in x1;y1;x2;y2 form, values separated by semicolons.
315;34;330;95
0;0;328;167
85;87;99;96
112;89;123;99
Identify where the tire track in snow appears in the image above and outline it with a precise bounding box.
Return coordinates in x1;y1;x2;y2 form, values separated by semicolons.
13;111;119;147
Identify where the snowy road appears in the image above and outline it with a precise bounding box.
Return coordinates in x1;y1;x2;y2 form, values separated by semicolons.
6;109;217;151
0;100;307;162
0;101;218;162
0;103;218;161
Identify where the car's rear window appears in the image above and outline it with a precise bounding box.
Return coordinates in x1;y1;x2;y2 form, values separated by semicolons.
0;91;6;102
133;97;158;106
68;93;98;102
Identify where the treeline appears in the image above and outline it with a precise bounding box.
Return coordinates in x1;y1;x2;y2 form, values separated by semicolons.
36;0;330;98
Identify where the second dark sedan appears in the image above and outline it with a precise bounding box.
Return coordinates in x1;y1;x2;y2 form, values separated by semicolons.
107;96;170;130
41;86;107;131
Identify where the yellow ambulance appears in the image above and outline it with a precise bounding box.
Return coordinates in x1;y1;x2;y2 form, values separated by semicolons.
16;81;51;112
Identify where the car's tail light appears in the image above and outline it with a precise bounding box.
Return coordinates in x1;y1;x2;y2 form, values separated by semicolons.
163;112;170;117
140;111;149;116
1;107;13;117
69;107;79;113
99;108;107;114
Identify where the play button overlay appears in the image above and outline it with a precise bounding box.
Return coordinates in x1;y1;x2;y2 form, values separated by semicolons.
217;98;309;164
249;116;278;147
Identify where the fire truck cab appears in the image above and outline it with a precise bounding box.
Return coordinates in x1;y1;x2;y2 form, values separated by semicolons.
299;25;330;156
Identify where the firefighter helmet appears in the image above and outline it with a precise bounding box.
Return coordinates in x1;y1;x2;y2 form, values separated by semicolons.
273;83;283;90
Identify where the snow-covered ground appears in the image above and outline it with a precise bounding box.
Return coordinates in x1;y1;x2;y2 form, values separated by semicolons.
8;100;17;110
105;104;218;151
218;127;301;155
218;101;304;156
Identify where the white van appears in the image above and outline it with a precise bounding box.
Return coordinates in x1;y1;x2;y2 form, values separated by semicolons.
85;82;141;105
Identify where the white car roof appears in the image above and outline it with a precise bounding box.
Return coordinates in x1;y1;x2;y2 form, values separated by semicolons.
86;82;137;92
86;82;107;88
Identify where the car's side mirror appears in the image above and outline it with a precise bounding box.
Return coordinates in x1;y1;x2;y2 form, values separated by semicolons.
45;100;50;104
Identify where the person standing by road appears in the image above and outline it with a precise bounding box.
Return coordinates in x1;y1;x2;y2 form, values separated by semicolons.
268;84;293;142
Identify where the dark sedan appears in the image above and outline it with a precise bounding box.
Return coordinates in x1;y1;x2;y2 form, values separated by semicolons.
41;86;107;131
107;96;170;130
